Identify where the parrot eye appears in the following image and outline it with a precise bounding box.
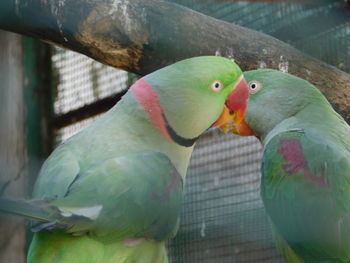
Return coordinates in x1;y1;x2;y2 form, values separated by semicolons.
210;80;224;92
248;80;262;94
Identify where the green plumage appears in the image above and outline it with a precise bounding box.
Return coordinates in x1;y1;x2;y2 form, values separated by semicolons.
0;56;245;263
242;69;350;263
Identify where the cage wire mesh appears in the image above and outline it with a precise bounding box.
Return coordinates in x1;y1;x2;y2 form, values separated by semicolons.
170;0;350;73
50;1;349;262
167;132;281;263
55;115;101;143
52;47;129;115
52;47;129;142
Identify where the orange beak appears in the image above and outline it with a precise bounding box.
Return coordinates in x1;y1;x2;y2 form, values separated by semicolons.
231;118;255;136
212;75;249;133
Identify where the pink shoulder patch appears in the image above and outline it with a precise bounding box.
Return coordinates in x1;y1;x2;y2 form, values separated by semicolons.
152;169;181;202
131;78;173;142
279;139;327;188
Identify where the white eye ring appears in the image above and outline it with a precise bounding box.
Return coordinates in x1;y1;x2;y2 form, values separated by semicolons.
248;80;262;94
210;80;224;92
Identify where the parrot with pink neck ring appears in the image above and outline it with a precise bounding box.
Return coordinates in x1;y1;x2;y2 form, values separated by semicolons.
0;56;249;263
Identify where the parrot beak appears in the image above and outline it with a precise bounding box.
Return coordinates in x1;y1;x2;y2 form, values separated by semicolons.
212;75;249;133
231;118;255;136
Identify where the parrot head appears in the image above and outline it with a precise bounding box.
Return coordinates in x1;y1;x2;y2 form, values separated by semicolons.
232;69;327;139
131;56;249;147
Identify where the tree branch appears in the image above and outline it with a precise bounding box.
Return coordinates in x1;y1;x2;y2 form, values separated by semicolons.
0;0;349;123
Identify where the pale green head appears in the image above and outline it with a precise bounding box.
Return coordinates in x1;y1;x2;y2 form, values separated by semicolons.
132;56;249;147
233;69;329;140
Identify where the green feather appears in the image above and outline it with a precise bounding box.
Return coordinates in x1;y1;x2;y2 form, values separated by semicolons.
28;231;168;263
0;56;245;263
242;69;350;263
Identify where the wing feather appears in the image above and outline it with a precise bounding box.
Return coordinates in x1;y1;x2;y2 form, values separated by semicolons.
262;129;350;262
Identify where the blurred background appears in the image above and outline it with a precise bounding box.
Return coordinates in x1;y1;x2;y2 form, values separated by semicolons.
0;0;349;262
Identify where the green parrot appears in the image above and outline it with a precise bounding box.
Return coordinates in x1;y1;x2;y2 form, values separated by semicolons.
232;69;350;263
0;56;249;263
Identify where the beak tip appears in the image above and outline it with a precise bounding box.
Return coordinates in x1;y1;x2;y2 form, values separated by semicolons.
214;75;250;134
233;108;246;126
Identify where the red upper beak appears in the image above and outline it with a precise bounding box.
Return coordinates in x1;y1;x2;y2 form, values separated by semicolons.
212;75;250;133
226;75;249;125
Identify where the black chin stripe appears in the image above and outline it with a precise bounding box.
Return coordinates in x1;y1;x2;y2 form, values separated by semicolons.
163;113;199;147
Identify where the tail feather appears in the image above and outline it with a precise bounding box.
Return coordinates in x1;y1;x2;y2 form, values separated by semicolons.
0;197;54;221
0;197;69;232
272;225;305;263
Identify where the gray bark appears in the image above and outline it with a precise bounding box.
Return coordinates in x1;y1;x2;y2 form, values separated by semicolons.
0;0;349;121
